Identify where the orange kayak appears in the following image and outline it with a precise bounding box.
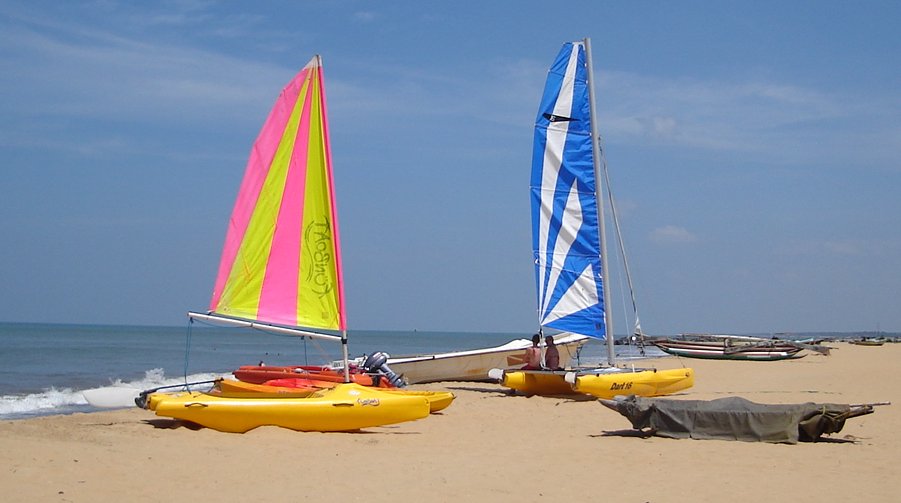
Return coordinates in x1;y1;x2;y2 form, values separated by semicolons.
216;378;454;413
233;365;398;388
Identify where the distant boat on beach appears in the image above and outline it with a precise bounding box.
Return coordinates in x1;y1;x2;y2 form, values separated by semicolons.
849;338;885;346
848;326;888;346
650;336;806;361
649;333;837;361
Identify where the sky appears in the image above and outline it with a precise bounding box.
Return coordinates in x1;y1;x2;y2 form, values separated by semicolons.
1;1;899;335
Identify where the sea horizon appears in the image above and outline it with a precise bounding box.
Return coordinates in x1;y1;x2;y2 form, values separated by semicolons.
4;318;896;338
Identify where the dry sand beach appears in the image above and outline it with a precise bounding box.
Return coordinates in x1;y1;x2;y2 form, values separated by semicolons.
1;342;898;502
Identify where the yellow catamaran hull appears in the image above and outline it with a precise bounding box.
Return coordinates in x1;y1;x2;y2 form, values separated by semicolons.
145;383;431;433
493;370;583;396
567;367;694;399
492;367;694;398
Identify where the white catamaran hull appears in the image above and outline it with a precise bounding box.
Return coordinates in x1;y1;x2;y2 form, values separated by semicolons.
385;333;589;384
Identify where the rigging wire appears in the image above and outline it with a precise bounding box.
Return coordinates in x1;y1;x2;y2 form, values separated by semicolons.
597;134;646;356
183;315;344;373
183;316;194;384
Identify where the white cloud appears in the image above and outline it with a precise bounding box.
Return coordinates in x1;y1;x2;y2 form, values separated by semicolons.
354;11;377;22
823;240;863;256
650;225;697;244
593;69;897;168
0;14;295;156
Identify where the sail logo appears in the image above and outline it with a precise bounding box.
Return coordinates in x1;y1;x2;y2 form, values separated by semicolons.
304;219;334;298
543;112;575;123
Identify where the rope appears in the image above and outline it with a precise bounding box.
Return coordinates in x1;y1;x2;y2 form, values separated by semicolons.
182;317;194;385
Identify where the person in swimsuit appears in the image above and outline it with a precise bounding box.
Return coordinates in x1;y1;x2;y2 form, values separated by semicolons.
522;333;542;369
544;335;560;370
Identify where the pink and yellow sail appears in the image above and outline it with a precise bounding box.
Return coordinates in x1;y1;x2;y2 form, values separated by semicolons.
209;56;345;331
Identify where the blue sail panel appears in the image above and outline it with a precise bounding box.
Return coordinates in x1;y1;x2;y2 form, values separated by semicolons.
530;41;606;339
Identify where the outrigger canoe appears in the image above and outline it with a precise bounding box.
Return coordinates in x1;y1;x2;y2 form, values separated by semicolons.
651;338;804;361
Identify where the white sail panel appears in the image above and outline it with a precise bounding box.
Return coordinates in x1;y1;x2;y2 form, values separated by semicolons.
540;263;599;325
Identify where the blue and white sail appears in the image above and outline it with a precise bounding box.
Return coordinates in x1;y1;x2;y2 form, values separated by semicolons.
531;41;608;341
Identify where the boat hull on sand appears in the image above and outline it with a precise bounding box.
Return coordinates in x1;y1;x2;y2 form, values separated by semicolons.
490;367;694;398
145;383;430;433
567;367;694;399
849;340;884;346
489;370;582;395
386;333;589;384
600;395;877;443
652;339;803;361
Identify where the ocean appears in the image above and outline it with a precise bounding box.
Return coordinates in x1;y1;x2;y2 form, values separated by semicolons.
0;321;657;420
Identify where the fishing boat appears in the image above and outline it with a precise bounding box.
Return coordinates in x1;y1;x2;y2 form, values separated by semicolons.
131;56;434;432
651;337;806;361
489;39;694;398
848;338;885;346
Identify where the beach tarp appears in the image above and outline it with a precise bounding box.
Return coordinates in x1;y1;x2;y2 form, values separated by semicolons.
601;395;874;444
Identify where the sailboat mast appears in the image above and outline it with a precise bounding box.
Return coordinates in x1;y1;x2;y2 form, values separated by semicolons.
341;329;350;382
583;38;615;366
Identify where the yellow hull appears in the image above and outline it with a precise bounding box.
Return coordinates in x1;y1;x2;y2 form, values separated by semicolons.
495;367;694;398
212;379;454;413
145;383;431;433
569;367;695;399
497;371;584;396
380;389;456;413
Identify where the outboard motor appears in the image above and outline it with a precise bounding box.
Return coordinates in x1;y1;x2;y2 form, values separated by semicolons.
135;391;150;409
362;351;406;388
362;351;388;370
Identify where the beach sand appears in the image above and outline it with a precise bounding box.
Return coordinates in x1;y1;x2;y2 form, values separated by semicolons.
1;342;898;502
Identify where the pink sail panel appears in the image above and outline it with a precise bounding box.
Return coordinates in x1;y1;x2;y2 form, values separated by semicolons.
209;56;345;331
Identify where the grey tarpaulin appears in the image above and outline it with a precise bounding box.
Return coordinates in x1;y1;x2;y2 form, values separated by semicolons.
600;395;875;444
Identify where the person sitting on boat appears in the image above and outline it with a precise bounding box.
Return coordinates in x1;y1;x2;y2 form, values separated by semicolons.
544;335;561;370
522;334;542;369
